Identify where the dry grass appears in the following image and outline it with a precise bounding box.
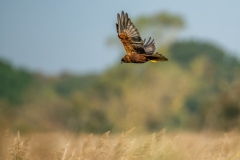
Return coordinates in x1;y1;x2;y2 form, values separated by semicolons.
1;129;240;160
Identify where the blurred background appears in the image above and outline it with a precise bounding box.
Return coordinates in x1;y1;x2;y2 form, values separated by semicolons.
1;0;240;133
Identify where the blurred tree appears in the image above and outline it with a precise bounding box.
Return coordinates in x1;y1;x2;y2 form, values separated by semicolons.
1;11;240;133
169;41;240;131
169;41;240;90
0;59;33;104
204;80;240;131
53;73;98;97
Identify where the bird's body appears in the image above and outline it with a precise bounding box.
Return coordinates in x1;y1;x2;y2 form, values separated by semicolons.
121;54;147;63
116;11;168;63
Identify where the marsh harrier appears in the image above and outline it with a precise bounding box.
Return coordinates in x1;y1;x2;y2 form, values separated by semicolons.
116;11;168;63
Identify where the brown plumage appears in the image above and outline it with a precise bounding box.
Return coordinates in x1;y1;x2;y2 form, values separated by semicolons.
116;11;168;63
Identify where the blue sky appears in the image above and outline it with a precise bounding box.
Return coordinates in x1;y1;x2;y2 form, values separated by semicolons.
1;0;240;74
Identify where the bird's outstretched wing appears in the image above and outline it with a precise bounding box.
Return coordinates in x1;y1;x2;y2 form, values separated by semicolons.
143;37;156;55
116;11;146;55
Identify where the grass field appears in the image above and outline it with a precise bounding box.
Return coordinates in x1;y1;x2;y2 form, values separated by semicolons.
1;129;240;160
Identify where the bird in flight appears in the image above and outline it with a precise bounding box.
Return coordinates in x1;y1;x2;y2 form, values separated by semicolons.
116;11;168;63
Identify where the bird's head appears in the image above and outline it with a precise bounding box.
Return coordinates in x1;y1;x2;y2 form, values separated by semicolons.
121;55;130;64
121;58;125;64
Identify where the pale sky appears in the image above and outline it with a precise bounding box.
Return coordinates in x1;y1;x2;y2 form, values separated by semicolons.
1;0;240;75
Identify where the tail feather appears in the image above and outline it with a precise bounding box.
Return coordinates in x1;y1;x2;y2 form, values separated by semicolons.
146;52;168;62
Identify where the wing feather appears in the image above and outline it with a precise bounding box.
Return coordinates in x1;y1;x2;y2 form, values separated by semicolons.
116;11;145;55
143;37;156;55
117;14;121;32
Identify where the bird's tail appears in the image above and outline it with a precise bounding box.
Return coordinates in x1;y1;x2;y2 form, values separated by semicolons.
146;52;168;62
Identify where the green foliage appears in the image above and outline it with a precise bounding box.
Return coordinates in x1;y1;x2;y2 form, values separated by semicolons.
1;10;240;133
168;40;240;130
135;12;184;31
53;73;98;96
169;40;240;94
0;59;33;104
169;41;240;69
1;39;240;133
